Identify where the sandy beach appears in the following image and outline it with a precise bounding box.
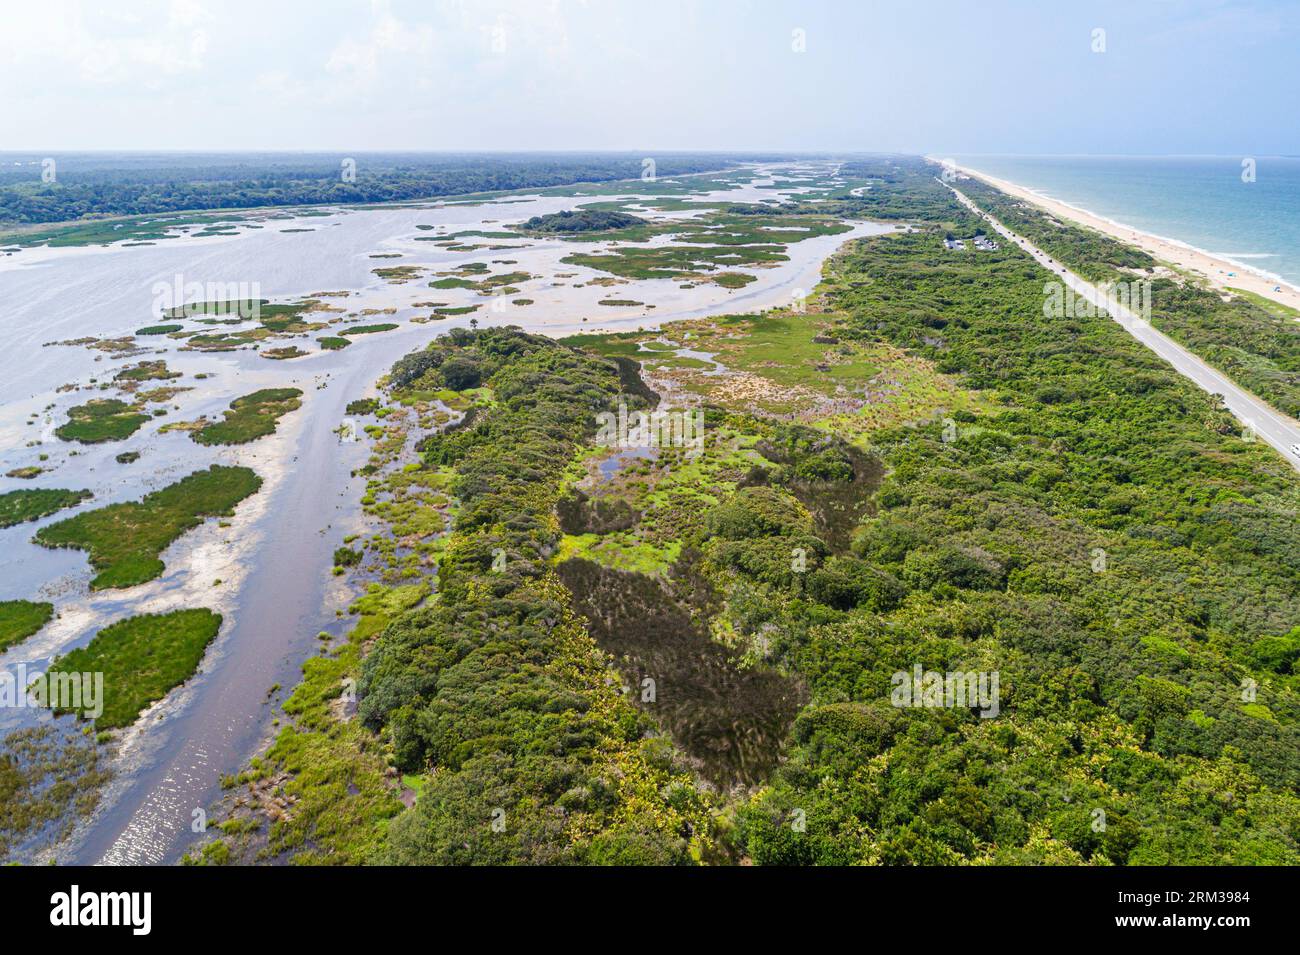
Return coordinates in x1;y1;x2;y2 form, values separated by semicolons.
950;162;1300;313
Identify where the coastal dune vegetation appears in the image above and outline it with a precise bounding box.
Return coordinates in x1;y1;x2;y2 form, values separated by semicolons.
957;177;1300;419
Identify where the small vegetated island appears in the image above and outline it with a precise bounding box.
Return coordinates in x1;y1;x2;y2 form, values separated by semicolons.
37;608;222;730
56;399;151;443
0;600;54;652
0;487;92;528
34;465;262;589
518;209;648;234
192;388;303;446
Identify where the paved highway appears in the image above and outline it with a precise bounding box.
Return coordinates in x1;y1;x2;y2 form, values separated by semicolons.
947;183;1300;473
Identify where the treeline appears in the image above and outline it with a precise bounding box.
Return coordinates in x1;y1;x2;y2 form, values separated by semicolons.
0;153;736;226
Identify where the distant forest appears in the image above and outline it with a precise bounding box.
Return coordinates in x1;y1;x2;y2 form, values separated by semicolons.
0;152;755;226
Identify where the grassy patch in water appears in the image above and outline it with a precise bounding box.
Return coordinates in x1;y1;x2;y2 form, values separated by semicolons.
562;243;785;281
477;271;533;290
164;299;268;319
318;336;352;350
34;465;261;590
0;600;54;652
372;266;424;282
342;323;399;336
39;608;221;729
55;399;150;443
113;360;180;383
135;323;184;336
0;487;92;528
346;398;380;415
712;271;756;289
192;388;303;446
260;346;309;360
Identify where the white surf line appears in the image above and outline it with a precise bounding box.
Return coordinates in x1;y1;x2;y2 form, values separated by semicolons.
944;182;1300;473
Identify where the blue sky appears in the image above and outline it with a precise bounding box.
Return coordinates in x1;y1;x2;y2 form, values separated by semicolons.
2;0;1295;154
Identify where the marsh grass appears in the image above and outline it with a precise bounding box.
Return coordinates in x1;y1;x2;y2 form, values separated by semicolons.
0;487;92;528
0;600;54;652
260;346;309;360
55;399;150;443
0;726;110;862
34;465;261;589
113;360;180;383
563;243;784;281
42;608;222;729
192;388;303;446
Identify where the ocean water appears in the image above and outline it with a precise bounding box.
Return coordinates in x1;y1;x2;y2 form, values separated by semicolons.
949;155;1300;289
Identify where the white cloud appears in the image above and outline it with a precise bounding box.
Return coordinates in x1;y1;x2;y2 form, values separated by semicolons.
0;0;213;85
325;4;436;87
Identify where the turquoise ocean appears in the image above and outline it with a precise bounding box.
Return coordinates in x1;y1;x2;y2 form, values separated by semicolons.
949;155;1300;290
